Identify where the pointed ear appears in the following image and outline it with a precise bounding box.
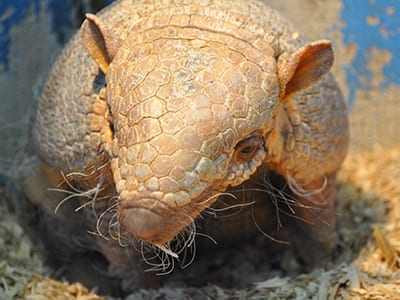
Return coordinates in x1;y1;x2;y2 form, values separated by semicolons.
80;13;121;73
277;40;334;100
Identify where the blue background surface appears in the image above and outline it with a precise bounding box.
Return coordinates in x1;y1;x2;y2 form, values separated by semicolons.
1;0;399;104
0;0;114;71
341;0;400;103
0;0;42;71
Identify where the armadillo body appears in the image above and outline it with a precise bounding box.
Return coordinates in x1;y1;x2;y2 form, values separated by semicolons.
26;0;349;290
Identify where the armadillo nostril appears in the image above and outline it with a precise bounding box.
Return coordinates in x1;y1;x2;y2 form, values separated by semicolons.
119;206;166;243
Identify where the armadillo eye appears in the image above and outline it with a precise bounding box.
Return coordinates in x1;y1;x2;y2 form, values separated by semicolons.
240;145;256;156
234;133;263;161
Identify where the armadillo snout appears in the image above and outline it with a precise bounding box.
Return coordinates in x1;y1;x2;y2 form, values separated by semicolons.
119;205;166;244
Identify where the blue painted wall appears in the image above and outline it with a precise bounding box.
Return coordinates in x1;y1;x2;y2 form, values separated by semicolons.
0;0;116;71
341;0;400;104
1;0;399;101
0;0;41;71
0;0;74;71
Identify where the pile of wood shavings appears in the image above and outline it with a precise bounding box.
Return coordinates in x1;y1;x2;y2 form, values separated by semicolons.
339;146;400;299
0;191;49;299
24;276;103;300
2;145;399;299
249;145;400;300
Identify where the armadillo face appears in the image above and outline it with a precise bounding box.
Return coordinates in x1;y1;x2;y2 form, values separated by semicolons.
105;30;279;246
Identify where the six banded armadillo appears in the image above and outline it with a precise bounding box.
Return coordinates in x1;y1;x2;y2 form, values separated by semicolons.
24;0;349;291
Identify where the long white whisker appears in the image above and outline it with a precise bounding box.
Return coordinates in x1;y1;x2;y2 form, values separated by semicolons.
155;244;179;259
287;174;328;200
95;202;118;240
209;200;256;212
53;193;79;214
182;238;196;269
195;232;218;245
59;171;83;193
195;192;237;206
251;204;289;245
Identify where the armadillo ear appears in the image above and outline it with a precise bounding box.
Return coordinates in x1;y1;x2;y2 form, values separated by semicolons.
277;40;334;100
80;13;121;73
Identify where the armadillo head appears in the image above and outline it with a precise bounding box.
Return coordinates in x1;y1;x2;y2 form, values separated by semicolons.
81;14;334;246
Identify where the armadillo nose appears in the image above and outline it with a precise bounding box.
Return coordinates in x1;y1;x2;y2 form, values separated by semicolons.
119;206;166;243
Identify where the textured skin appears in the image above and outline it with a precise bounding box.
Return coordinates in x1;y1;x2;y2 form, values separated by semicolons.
27;0;349;288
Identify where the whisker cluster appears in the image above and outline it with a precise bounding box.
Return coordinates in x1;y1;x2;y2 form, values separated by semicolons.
137;216;198;275
48;161;334;276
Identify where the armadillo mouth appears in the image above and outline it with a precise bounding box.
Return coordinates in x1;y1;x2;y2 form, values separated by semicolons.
118;197;187;245
119;206;167;243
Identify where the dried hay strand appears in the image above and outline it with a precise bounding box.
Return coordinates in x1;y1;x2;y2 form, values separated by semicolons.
1;145;399;299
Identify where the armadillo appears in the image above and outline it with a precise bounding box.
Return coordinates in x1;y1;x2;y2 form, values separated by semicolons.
25;0;349;289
